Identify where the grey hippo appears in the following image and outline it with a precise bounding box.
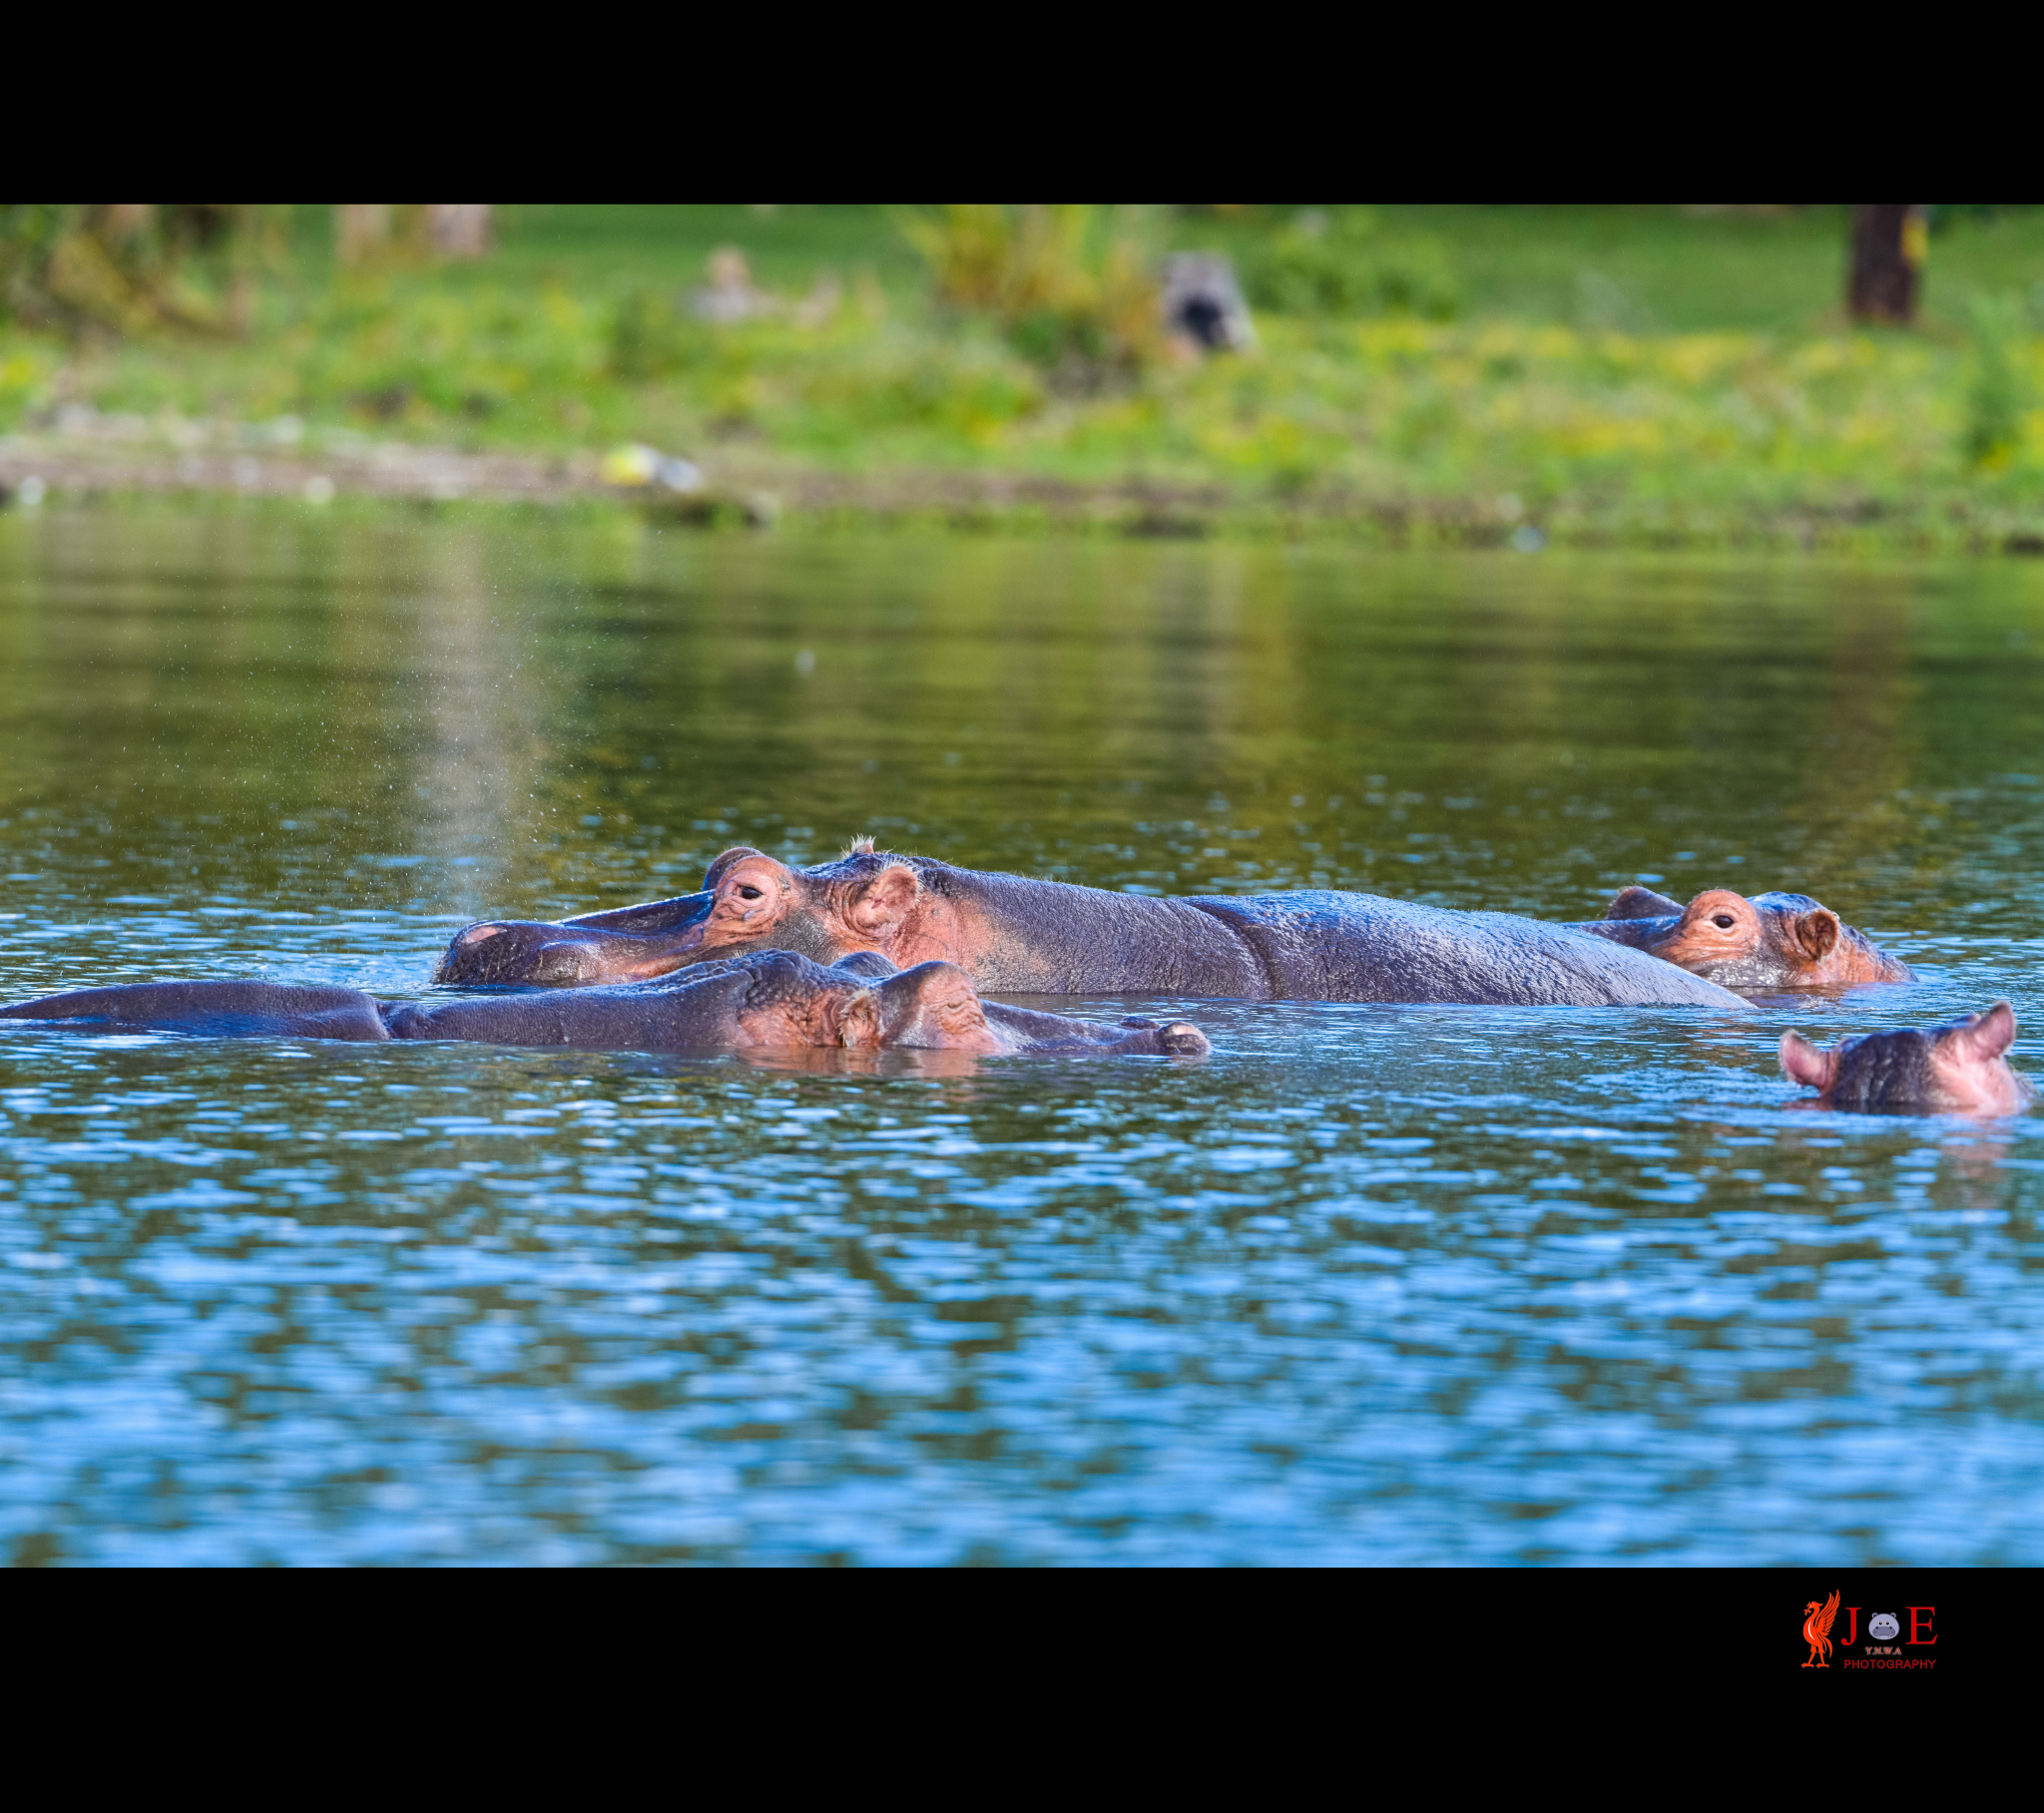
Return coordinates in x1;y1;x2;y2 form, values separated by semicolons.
0;949;1212;1060
434;842;1762;1008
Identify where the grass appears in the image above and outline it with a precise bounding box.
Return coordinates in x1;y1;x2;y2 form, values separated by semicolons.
6;205;2044;548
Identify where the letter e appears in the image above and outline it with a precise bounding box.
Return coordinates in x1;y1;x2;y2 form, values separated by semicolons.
1907;1606;1936;1644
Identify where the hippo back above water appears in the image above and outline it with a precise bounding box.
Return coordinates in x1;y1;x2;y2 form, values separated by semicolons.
437;843;1744;1008
1181;891;1741;1005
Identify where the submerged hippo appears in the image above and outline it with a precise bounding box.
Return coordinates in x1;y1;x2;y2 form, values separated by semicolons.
0;949;1212;1060
1780;1001;2032;1115
1565;884;1910;990
434;842;1744;1008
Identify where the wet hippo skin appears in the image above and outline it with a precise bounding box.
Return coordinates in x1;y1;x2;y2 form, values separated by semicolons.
436;842;1744;1008
1564;884;1910;990
1781;1002;2033;1115
1;951;1212;1059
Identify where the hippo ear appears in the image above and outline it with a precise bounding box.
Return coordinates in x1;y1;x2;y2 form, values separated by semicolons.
846;862;922;935
1791;907;1840;963
1780;1031;1839;1091
1606;885;1684;920
1950;1000;2018;1062
833;987;883;1051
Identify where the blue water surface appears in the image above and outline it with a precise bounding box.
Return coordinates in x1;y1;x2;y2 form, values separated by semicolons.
1;515;2041;1564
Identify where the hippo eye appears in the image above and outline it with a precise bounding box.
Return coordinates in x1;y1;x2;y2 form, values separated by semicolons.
738;886;763;900
1712;914;1735;928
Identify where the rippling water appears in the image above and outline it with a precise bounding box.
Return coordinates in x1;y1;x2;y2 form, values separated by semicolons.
2;513;2042;1564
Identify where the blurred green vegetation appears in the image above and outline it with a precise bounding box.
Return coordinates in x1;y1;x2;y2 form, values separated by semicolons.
5;205;2044;546
0;204;287;336
900;205;1171;384
1243;210;1459;321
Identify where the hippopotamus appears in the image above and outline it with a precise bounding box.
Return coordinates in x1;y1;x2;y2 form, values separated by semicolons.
0;949;1212;1059
1564;884;1910;990
1780;1002;2032;1115
431;842;1744;1008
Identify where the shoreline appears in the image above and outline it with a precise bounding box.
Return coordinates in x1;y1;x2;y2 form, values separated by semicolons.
6;425;2044;556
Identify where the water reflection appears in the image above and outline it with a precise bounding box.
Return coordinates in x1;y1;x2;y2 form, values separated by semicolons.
2;516;2043;1564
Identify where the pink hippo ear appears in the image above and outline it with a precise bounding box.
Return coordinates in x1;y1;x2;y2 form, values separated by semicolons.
1780;1031;1840;1092
1606;885;1685;920
832;988;884;1051
1791;907;1841;963
846;862;922;937
1949;1000;2018;1062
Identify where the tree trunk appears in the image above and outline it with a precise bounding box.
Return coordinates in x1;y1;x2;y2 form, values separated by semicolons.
335;205;390;265
1848;205;1926;323
426;206;492;259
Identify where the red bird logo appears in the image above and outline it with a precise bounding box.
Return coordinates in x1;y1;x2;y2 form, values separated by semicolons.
1801;1590;1841;1667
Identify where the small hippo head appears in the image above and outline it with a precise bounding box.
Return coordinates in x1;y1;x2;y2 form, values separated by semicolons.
865;960;1011;1052
708;950;1210;1057
635;949;1007;1053
1780;1001;2034;1116
1593;884;1910;990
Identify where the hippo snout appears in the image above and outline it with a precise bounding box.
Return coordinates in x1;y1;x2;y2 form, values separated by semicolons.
434;924;603;987
524;942;605;985
1118;1015;1213;1056
433;923;514;985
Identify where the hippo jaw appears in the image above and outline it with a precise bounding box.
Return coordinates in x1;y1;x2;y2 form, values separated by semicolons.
432;863;850;989
434;923;703;987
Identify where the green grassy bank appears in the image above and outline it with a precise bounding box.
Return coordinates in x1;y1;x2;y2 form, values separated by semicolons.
6;205;2044;549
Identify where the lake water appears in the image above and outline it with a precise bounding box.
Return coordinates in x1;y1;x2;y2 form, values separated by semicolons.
3;511;2043;1565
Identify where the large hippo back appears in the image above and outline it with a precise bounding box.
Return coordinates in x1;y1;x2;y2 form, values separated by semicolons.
1188;892;1744;1007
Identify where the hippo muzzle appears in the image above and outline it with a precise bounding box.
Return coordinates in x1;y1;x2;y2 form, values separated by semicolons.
434;890;719;987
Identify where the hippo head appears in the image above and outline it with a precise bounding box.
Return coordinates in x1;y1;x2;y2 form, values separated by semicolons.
586;843;959;973
435;842;963;988
694;844;927;958
708;950;1006;1053
678;949;1209;1058
1780;1001;2033;1116
1588;884;1910;990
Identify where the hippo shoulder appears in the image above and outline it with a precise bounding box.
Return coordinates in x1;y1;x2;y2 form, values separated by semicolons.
1187;891;1744;1006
